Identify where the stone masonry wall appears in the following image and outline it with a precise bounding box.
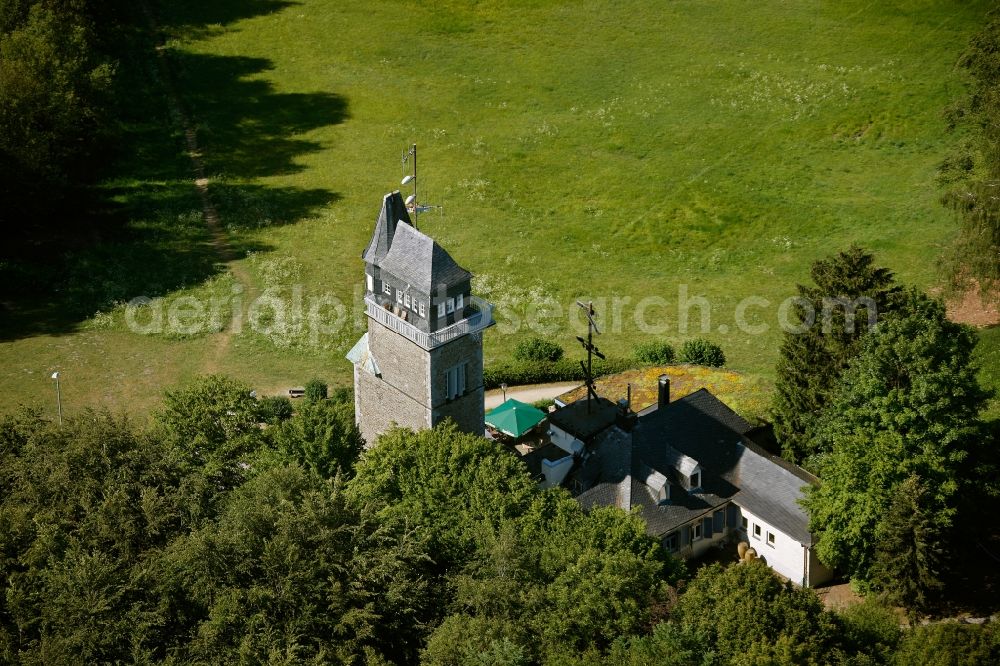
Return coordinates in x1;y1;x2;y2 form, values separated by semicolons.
356;318;432;446
356;315;486;446
430;332;485;435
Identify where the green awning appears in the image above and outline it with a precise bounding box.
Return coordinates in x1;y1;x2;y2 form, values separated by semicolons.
486;399;547;438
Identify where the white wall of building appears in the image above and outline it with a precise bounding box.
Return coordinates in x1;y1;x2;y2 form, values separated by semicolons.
541;455;574;489
807;542;834;587
549;424;584;455
739;507;810;586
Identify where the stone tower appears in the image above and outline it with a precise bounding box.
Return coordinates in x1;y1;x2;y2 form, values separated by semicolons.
347;191;493;446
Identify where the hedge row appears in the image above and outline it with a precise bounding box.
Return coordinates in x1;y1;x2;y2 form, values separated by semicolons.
483;356;632;390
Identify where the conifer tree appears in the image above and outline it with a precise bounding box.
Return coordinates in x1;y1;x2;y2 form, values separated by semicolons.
772;246;903;463
871;476;945;611
802;293;987;593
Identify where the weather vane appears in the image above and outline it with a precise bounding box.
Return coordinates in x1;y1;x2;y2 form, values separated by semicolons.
576;300;605;413
400;144;442;229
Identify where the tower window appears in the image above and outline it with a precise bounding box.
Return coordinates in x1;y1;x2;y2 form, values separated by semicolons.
418;302;426;317
404;294;411;308
456;293;464;310
437;302;446;318
366;274;374;293
446;298;455;314
396;289;403;304
446;363;467;400
383;281;391;295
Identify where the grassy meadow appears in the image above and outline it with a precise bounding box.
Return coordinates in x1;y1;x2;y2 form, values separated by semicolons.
1;0;997;419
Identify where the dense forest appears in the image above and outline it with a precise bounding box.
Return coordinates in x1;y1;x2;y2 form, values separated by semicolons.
2;1;1000;663
0;0;137;228
2;378;999;665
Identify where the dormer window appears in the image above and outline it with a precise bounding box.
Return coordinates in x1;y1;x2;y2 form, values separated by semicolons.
657;483;670;504
690;471;701;490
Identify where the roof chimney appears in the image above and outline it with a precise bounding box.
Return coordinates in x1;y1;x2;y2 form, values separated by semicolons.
657;375;670;409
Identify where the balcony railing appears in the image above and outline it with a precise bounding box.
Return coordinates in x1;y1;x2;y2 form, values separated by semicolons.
364;294;494;350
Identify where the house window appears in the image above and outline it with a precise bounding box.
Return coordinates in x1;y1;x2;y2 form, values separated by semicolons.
437;302;446;318
663;532;679;552
396;289;404;304
446;363;467;400
690;471;701;489
404;294;411;308
418;302;426;317
741;517;748;530
456;293;464;310
767;532;776;548
692;522;702;541
446;297;455;314
366;274;374;292
752;524;761;540
383;281;392;295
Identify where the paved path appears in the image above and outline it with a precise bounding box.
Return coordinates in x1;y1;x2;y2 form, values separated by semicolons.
484;382;580;410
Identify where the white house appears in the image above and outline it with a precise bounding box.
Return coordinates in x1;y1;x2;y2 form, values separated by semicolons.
553;382;833;588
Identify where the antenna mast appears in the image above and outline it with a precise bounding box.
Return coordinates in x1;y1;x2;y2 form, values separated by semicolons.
401;144;418;229
576;300;606;413
400;144;443;229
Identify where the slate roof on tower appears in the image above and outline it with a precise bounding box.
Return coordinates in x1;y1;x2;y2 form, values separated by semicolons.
363;191;471;294
363;191;409;265
380;222;471;293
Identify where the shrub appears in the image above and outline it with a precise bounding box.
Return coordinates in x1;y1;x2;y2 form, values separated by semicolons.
893;622;1000;666
680;339;726;367
304;378;328;402
483;356;632;389
634;340;676;365
513;337;564;363
258;395;294;424
330;386;353;404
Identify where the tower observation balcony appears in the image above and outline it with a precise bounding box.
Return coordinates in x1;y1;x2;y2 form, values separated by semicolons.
364;294;494;351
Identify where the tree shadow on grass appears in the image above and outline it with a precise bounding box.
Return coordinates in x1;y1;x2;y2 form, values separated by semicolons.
159;0;299;42
0;1;344;342
171;52;348;182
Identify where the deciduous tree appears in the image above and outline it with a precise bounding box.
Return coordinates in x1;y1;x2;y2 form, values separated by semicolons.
803;293;987;592
772;246;903;463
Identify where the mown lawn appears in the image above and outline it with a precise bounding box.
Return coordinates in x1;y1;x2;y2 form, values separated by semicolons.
0;0;994;419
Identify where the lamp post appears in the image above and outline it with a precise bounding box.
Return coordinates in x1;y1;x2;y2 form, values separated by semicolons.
51;371;62;426
501;382;508;403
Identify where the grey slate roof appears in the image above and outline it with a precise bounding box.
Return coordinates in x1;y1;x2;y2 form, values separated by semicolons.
362;191;471;293
378;217;471;294
363;191;410;264
570;388;817;546
635;389;815;544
